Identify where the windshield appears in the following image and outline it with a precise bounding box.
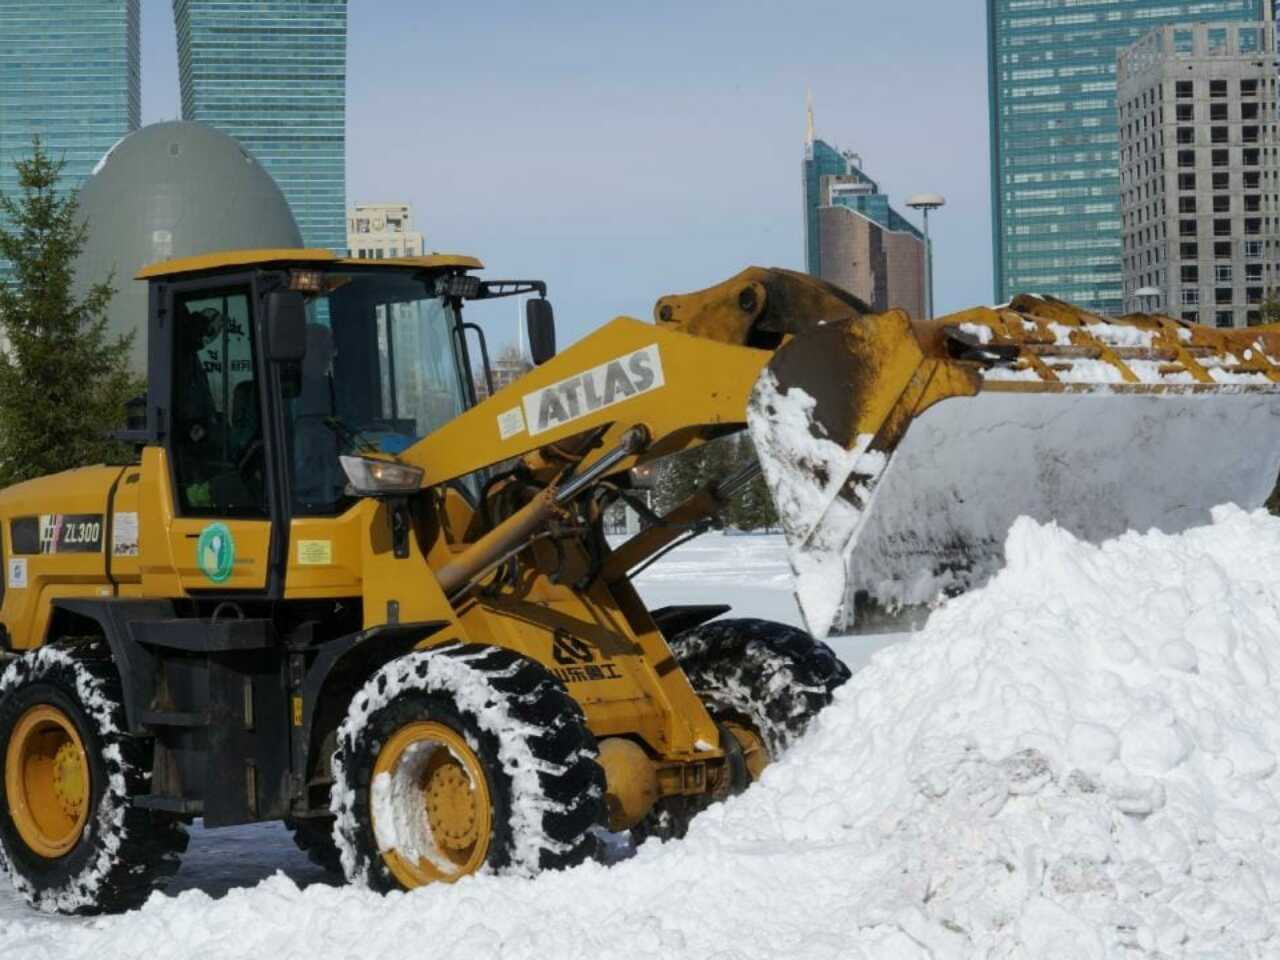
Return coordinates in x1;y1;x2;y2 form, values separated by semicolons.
289;270;469;515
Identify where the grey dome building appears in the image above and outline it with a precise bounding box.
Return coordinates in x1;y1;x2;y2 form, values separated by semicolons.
75;121;303;373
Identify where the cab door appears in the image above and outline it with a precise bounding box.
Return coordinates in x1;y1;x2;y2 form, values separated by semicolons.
162;282;273;592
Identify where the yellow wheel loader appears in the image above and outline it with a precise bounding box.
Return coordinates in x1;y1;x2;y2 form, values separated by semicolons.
0;249;1278;913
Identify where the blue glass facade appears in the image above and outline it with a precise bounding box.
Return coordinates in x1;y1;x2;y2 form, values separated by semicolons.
987;0;1262;313
0;0;140;271
173;0;347;253
803;138;921;277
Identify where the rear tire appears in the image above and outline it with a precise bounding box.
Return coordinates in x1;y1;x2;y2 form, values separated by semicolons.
0;645;188;914
636;618;849;842
284;816;342;874
331;643;604;893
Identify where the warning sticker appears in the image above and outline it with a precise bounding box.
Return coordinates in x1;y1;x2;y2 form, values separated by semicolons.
112;511;139;557
497;406;526;440
297;540;333;565
8;558;26;589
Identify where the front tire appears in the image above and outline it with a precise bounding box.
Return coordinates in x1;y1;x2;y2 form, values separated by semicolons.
331;643;604;892
636;618;850;842
0;645;188;914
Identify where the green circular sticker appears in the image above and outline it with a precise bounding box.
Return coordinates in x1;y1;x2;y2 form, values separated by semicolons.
196;522;235;583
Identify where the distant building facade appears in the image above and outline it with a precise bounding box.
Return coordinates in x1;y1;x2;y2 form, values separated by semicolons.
0;0;140;274
1118;21;1279;326
173;0;347;252
348;202;424;259
803;134;926;318
987;0;1265;315
474;354;532;402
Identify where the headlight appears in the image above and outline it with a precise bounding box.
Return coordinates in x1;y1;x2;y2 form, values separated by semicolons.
339;455;424;496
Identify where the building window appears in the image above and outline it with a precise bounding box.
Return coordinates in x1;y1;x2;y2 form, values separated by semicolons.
1182;311;1200;323
1177;127;1194;145
1244;171;1261;190
1212;150;1229;167
1177;150;1195;168
1216;311;1234;328
1241;78;1258;98
1211;127;1229;144
1245;218;1262;236
1179;196;1197;214
1212;172;1230;191
1177;80;1194;99
1215;241;1233;259
1243;149;1260;167
1214;219;1232;237
1210;103;1229;122
1245;240;1263;258
1248;310;1262;326
1178;173;1196;191
1216;288;1233;305
1213;195;1230;213
1180;219;1198;237
1246;263;1263;282
1210;80;1228;98
1180;242;1198;259
1242;102;1259;120
1176;103;1194;122
1182;288;1200;306
1182;265;1200;283
1215;264;1232;284
1244;195;1261;213
1243;126;1260;144
1248;287;1264;305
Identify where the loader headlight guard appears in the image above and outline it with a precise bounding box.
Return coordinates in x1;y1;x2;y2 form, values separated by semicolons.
339;455;424;497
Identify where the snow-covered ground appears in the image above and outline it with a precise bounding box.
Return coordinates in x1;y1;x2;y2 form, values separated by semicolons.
9;514;1280;956
0;532;896;933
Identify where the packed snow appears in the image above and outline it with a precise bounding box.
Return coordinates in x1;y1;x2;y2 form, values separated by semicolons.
748;369;888;639
844;389;1280;628
9;512;1280;956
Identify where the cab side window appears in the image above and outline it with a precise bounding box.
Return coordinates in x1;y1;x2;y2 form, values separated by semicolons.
171;290;266;516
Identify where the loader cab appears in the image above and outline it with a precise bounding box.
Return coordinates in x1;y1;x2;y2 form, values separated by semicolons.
136;250;488;597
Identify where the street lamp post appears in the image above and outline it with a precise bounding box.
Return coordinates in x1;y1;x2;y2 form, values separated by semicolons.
906;193;946;320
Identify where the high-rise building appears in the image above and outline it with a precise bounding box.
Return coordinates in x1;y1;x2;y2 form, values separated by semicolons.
987;0;1264;314
347;202;424;260
0;0;140;269
802;120;926;318
173;0;347;252
1118;21;1279;327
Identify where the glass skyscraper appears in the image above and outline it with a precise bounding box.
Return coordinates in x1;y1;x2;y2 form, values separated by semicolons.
173;0;348;252
987;0;1262;313
0;0;140;265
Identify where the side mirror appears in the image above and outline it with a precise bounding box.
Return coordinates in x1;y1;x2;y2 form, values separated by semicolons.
265;290;307;362
526;298;556;365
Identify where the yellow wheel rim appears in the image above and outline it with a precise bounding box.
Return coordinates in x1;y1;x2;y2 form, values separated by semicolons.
724;720;770;783
4;704;91;859
372;720;492;888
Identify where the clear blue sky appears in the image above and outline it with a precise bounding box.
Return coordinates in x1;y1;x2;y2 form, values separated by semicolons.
141;0;991;348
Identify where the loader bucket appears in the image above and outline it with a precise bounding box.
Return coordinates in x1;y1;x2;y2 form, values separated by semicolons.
749;299;1280;638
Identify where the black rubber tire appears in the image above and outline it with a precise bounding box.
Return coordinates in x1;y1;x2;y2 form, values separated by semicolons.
284;816;343;874
331;642;605;893
0;645;188;914
636;617;850;842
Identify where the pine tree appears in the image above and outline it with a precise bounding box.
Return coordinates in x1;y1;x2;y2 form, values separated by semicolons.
0;138;138;485
1262;290;1280;325
651;445;703;515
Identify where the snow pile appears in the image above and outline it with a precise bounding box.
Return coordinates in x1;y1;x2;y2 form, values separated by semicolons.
10;510;1280;957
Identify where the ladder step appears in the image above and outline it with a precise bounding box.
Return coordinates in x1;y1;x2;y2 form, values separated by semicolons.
140;709;209;728
133;795;203;815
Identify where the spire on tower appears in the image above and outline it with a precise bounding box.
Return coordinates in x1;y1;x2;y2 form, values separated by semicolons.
805;88;815;147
